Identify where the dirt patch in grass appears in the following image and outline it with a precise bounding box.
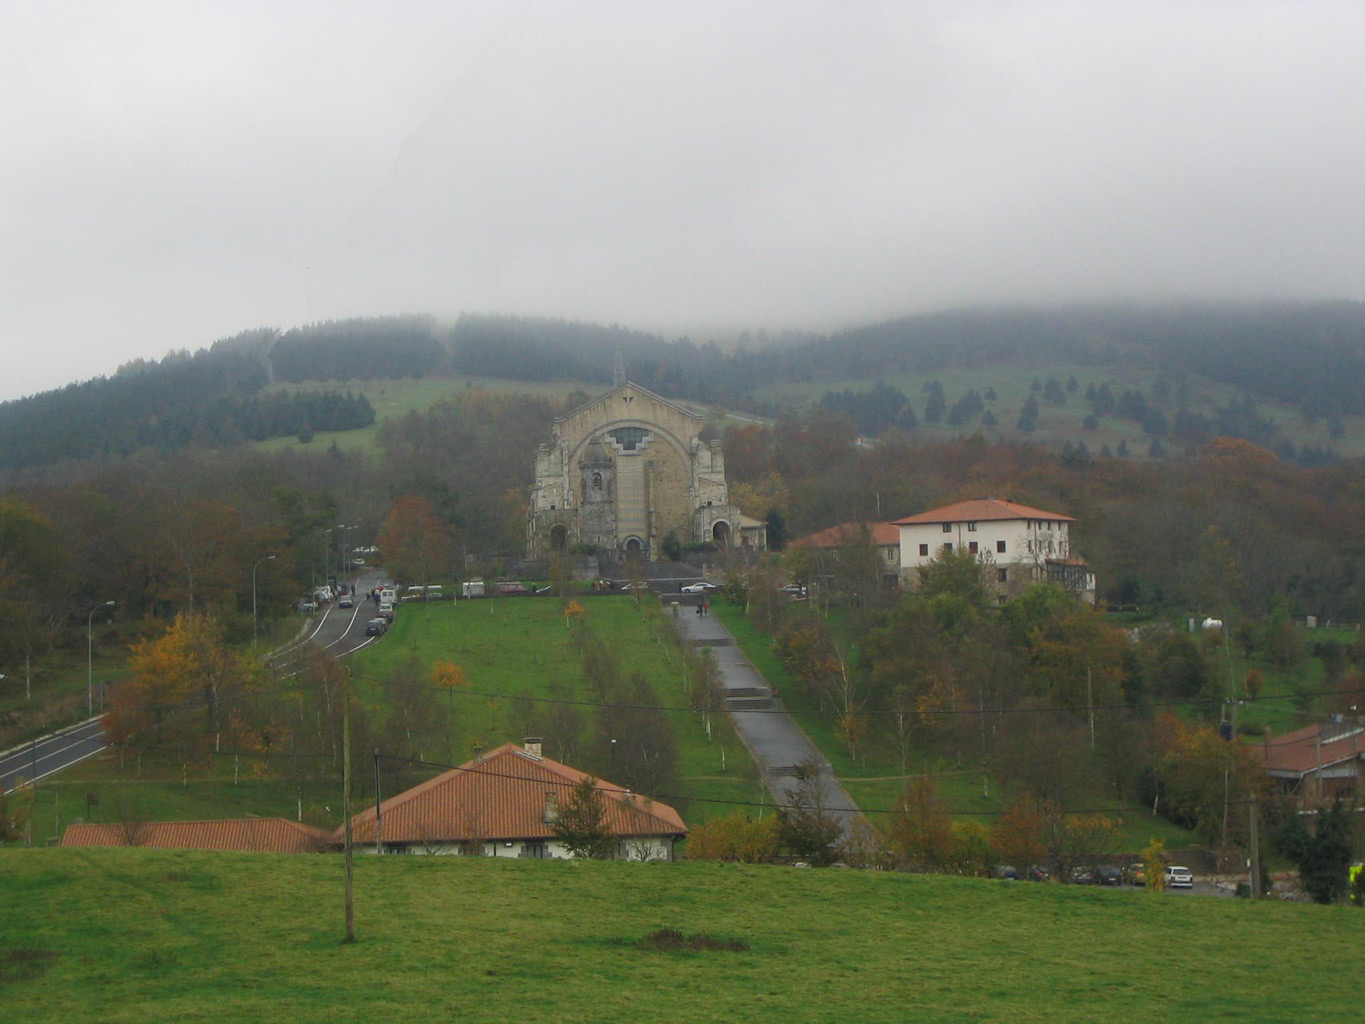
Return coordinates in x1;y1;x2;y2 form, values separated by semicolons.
0;948;58;986
636;927;749;953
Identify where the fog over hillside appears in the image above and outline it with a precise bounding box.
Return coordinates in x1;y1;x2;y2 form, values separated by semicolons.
3;2;1363;402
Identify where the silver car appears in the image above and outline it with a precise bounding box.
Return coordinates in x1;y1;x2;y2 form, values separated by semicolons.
1165;865;1193;888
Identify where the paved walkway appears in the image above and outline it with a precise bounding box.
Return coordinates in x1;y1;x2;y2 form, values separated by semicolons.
667;601;862;837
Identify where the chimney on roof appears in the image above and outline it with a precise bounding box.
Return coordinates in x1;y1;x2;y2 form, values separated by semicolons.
543;790;558;824
524;736;543;758
473;744;484;763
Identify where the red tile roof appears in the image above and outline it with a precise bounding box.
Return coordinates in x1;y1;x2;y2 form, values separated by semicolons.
343;743;687;846
1256;722;1365;776
789;521;900;549
59;818;333;853
891;498;1074;526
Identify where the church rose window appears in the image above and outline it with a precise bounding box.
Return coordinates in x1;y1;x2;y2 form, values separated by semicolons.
608;427;648;451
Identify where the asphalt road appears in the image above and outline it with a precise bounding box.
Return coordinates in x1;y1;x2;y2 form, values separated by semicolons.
669;598;863;839
0;570;392;795
0;717;106;794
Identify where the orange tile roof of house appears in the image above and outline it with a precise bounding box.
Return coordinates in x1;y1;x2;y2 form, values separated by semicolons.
789;521;901;549
891;498;1074;526
59;818;333;853
1256;722;1365;777
343;743;687;846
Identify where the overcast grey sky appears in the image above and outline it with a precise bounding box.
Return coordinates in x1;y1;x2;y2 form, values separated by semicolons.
2;1;1362;402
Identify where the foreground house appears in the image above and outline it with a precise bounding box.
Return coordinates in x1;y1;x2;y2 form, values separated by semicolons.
893;498;1095;604
345;740;687;860
1257;720;1365;804
59;818;333;853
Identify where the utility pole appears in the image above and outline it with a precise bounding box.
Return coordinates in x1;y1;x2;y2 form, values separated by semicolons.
1248;791;1260;900
342;669;355;943
373;748;383;856
1086;660;1095;750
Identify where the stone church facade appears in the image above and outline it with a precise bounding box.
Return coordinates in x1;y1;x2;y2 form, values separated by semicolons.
527;382;753;560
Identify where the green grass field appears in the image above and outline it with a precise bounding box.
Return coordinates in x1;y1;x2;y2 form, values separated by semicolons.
253;375;593;457
346;595;766;823
753;362;1365;458
16;595;765;843
2;848;1360;1023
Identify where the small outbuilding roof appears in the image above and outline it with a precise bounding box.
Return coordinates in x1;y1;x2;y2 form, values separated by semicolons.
343;742;687;846
59;818;334;853
1256;722;1365;778
892;498;1074;526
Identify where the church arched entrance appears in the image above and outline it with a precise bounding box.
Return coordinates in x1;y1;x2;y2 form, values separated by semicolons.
624;537;644;560
550;524;568;552
712;521;731;548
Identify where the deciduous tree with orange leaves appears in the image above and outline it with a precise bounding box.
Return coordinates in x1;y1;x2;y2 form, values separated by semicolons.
378;494;454;586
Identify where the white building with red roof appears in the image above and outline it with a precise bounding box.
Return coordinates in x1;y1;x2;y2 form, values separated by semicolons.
344;740;687;860
891;497;1095;603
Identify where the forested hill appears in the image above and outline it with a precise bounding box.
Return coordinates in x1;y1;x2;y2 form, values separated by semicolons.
453;304;1365;425
3;302;1364;474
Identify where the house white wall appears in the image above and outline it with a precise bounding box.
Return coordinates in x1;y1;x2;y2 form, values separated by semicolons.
899;517;1070;572
374;836;677;860
897;514;1088;601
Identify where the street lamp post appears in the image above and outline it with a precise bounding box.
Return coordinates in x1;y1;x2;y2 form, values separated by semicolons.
338;524;357;580
87;601;115;716
253;554;277;644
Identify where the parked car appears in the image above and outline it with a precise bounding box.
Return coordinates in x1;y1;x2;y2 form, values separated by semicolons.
680;582;718;594
365;618;387;637
779;583;808;597
338;594;353;609
1094;865;1123;886
1026;865;1050;883
298;598;318;614
1069;866;1097;885
1165;865;1194;888
378;602;395;622
1125;863;1147;886
497;581;532;596
990;865;1020;880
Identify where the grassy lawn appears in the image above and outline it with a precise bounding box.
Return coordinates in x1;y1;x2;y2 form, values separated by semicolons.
252;375;593;458
751;362;1364;457
2;848;1361;1023
21;595;767;838
347;595;765;824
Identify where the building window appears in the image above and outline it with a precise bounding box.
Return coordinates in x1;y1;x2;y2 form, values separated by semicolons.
968;522;977;532
608;426;648;451
997;594;1007;605
997;568;1008;582
591;472;602;490
943;543;953;553
997;540;1007;553
918;543;929;557
969;541;978;554
941;523;952;533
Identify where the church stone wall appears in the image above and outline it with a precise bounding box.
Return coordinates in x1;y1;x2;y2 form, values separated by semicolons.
527;382;756;560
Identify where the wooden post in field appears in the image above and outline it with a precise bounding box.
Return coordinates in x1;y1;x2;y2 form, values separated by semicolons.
343;669;355;943
1248;791;1260;901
